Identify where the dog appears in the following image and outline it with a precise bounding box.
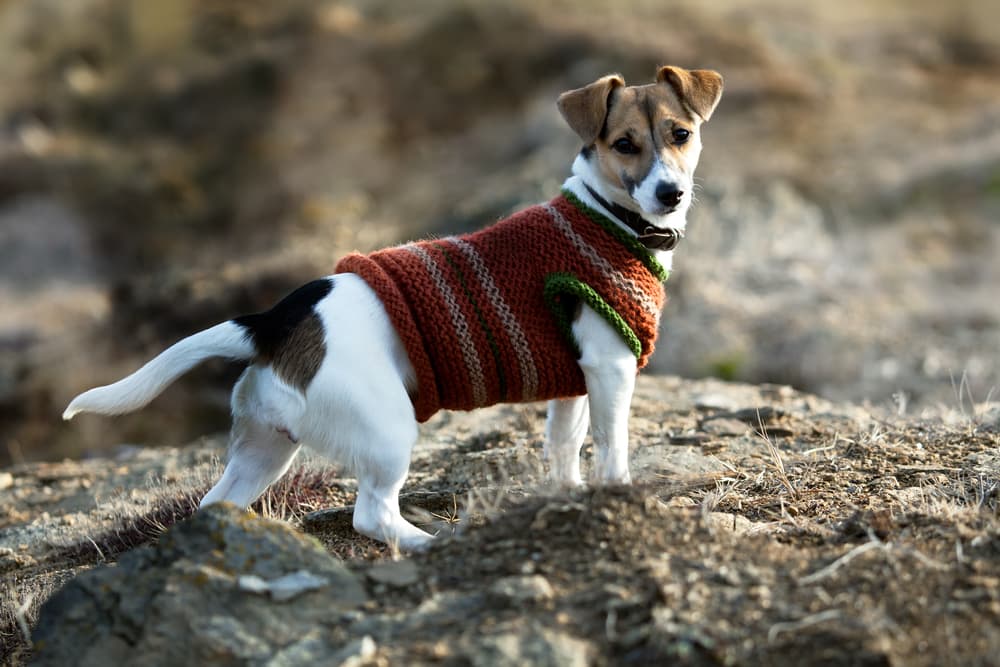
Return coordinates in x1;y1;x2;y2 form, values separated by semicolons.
63;66;723;550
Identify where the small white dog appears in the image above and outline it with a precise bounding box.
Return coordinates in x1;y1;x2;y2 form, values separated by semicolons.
64;66;723;549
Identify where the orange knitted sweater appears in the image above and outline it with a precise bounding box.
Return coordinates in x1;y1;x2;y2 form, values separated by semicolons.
335;190;669;422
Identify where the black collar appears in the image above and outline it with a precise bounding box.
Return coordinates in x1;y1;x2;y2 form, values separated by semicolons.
584;184;683;251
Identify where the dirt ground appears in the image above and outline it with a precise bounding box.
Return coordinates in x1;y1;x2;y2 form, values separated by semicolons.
3;0;1000;464
3;376;998;665
1;1;999;664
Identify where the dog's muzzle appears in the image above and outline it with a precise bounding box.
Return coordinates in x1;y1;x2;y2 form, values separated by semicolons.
584;183;684;251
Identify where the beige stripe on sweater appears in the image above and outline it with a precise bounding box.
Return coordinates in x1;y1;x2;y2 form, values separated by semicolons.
402;245;488;406
448;237;540;401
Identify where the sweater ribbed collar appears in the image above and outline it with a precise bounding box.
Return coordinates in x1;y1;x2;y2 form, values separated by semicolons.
560;189;670;282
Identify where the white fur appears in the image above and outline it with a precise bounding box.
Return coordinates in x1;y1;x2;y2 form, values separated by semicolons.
574;304;637;484
205;274;433;549
544;395;589;486
631;155;692;224
65;135;695;552
569;141;700;235
63;321;254;419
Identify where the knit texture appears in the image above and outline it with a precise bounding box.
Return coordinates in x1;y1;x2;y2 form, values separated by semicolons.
335;192;668;422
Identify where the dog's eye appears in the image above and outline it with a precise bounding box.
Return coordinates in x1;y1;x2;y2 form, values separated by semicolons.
612;138;640;154
672;128;691;145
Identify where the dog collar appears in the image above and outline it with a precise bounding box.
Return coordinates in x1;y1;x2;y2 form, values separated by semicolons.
583;184;684;251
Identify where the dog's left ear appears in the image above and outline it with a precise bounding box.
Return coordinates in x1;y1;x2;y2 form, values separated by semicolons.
557;74;625;145
657;66;724;122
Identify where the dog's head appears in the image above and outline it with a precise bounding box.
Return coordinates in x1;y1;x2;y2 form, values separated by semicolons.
558;66;723;228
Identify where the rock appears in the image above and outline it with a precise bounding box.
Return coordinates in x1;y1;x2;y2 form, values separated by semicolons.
700;417;752;437
0;471;13;490
723;406;786;425
692;393;740;412
266;630;332;666
405;590;488;628
302;505;355;531
967;450;1000;475
237;570;332;601
489;574;555;603
329;635;377;667
366;559;420;587
31;503;367;667
705;512;756;536
465;627;593;667
0;547;36;572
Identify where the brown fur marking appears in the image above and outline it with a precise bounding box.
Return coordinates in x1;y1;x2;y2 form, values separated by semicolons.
269;313;327;391
596;82;700;192
558;68;723;200
656;66;724;121
556;74;624;145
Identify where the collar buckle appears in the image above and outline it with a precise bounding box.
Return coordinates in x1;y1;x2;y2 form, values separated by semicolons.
583;184;684;251
638;226;683;251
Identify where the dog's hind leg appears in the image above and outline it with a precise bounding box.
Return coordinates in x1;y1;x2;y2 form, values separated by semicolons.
544;396;589;486
200;367;304;509
297;273;433;550
347;400;434;550
200;417;301;508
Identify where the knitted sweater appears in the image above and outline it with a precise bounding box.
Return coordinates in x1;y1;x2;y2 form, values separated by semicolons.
335;190;669;422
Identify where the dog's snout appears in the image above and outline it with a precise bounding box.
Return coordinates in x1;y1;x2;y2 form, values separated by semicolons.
655;182;684;208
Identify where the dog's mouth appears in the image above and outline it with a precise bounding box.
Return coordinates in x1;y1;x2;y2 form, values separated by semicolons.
645;202;681;217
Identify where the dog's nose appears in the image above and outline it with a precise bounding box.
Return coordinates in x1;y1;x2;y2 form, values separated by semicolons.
655;182;684;208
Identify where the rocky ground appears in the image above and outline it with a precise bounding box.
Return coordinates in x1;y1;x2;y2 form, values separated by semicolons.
2;0;1000;464
2;2;999;664
2;376;998;665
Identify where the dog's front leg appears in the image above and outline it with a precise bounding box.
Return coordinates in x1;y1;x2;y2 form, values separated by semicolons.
573;305;637;484
545;396;589;486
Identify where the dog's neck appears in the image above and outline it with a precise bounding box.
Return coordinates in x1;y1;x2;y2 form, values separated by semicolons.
563;162;685;271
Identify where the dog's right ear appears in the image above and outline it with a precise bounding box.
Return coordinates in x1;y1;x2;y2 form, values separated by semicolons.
557;74;625;145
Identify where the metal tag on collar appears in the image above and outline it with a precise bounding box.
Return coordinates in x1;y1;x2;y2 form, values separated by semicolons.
638;226;683;251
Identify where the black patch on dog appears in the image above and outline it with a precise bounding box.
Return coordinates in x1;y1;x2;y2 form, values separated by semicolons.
234;278;333;389
598;115;610;141
598;86;619;141
642;93;658;138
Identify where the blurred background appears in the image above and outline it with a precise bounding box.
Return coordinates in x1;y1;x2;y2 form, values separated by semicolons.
1;0;998;464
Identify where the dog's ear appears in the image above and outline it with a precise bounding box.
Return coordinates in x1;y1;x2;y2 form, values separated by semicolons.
656;66;723;122
557;74;625;145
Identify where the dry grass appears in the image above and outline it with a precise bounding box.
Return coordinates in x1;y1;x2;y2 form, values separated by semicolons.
755;409;798;500
3;376;999;665
251;462;351;522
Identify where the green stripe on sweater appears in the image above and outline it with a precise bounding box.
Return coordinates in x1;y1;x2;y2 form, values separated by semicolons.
560;189;670;282
543;273;642;360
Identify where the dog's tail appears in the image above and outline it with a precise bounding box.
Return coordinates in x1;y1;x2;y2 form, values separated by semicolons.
63;321;255;420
